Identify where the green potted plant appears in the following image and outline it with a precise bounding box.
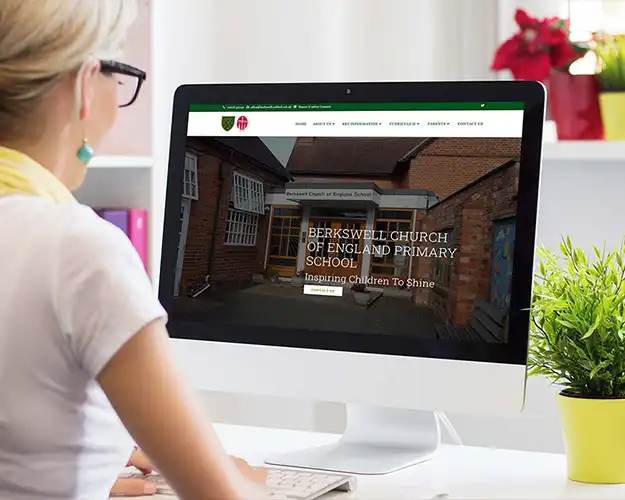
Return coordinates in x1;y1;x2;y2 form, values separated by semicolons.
595;34;625;140
291;269;305;288
529;237;625;484
263;266;280;283
251;271;265;284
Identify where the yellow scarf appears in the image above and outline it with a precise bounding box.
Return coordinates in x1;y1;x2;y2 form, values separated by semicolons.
0;146;77;204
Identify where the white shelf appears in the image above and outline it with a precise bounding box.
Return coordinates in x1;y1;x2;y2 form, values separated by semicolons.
543;141;625;162
77;156;153;209
76;167;151;210
89;155;152;169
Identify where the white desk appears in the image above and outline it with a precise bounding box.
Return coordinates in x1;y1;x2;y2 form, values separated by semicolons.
142;423;625;499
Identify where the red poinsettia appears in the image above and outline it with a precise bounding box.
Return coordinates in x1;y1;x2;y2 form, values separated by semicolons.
492;9;586;81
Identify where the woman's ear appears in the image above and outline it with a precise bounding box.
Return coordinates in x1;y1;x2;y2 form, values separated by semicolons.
77;60;101;122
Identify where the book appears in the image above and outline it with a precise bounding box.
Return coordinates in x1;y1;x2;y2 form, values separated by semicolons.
99;209;129;235
128;209;148;271
96;208;149;272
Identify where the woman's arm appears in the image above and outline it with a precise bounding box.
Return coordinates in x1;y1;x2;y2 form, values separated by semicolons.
54;211;263;500
98;319;263;500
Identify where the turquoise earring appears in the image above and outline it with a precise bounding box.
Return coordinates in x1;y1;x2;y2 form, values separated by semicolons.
77;138;94;164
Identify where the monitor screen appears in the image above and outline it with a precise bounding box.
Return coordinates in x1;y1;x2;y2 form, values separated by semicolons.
171;102;524;345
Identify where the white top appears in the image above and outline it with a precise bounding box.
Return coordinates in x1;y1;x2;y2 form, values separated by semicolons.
137;424;625;499
0;196;166;499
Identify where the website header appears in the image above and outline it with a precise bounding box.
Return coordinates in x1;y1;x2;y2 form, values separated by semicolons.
188;110;523;138
189;102;524;112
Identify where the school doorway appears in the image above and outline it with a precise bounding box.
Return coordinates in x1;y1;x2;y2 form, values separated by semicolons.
490;217;516;317
305;219;365;278
266;206;302;277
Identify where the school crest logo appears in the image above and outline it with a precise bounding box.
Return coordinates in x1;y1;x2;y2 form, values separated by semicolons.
221;116;235;131
236;116;249;131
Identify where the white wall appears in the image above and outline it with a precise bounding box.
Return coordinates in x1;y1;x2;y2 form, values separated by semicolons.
152;0;625;453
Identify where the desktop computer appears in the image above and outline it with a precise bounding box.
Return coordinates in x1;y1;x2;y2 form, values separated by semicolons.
158;81;545;475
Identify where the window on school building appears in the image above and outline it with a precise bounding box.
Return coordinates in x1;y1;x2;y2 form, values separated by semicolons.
225;171;265;246
225;209;259;246
183;153;199;200
232;172;264;214
370;209;413;278
432;227;456;288
267;207;302;269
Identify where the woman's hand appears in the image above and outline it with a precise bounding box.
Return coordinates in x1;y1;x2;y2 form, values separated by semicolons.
127;448;153;475
231;456;267;486
232;457;270;499
109;448;156;497
109;450;265;497
110;478;155;497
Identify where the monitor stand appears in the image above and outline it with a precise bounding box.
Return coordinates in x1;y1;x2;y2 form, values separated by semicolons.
264;404;441;475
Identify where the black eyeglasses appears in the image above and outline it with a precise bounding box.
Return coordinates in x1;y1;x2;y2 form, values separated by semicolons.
100;60;147;108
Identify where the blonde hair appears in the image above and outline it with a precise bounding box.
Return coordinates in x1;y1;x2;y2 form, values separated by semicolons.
0;0;138;137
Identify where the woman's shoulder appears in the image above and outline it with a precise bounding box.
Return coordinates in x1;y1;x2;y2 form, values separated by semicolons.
52;203;137;259
54;202;123;234
0;197;144;289
1;196;138;263
7;198;139;260
39;202;149;288
2;196;105;227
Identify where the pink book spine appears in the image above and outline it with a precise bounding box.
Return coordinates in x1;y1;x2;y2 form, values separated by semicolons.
128;209;148;272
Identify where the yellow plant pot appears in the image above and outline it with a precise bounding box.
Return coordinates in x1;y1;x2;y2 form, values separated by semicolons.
558;392;625;483
599;92;625;141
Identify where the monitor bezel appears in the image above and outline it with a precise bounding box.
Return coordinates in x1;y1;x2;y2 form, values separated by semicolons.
161;81;544;366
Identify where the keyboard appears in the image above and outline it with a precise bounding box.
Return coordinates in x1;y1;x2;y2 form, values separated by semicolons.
134;468;356;499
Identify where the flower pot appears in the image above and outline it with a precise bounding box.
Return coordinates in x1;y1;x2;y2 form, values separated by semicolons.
599;91;625;141
557;392;625;483
547;72;604;140
291;276;304;287
251;273;265;284
353;291;370;306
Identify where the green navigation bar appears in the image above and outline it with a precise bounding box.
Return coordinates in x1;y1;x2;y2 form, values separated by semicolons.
189;102;524;112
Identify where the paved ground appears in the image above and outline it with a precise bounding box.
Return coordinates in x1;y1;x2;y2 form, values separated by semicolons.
173;283;439;338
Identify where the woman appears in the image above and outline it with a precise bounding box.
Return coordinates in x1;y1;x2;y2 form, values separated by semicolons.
0;1;266;498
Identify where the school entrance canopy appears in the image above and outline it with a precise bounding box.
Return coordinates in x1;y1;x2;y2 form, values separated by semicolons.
284;182;382;208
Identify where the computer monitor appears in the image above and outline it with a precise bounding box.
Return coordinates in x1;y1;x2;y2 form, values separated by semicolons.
159;82;545;474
